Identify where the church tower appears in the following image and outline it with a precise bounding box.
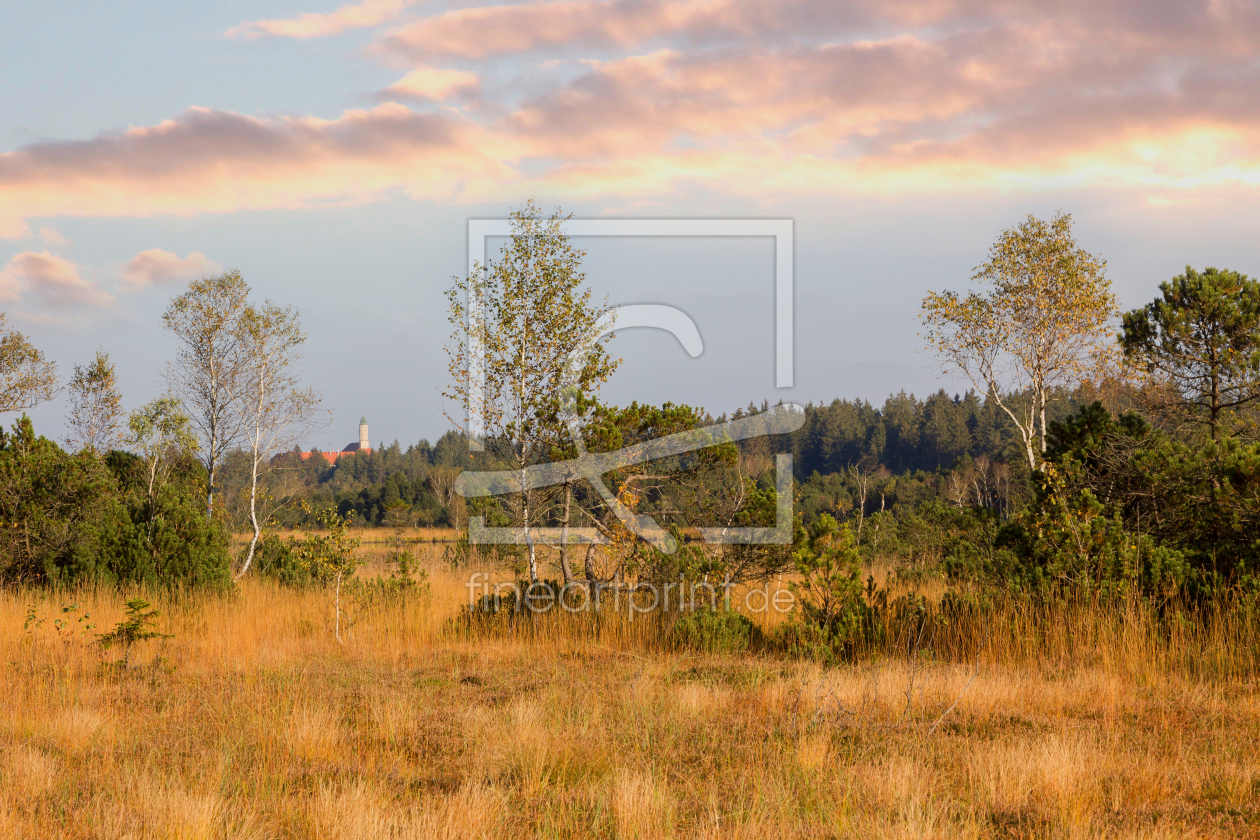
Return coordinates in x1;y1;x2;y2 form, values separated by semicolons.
359;416;369;451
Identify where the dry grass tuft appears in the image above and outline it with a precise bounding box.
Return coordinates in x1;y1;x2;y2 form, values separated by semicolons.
613;768;676;839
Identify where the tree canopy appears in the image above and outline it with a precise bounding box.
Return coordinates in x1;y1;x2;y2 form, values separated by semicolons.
1121;265;1260;440
921;212;1116;470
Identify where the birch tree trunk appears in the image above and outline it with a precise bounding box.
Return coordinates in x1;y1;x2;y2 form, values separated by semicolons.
559;480;574;586
241;357;269;580
233;301;323;582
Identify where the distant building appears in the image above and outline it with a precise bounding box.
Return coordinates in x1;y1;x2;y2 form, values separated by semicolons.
300;417;372;465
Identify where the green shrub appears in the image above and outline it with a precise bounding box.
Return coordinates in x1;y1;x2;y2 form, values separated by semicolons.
0;417;230;590
672;608;761;654
0;417;117;584
96;598;172;666
347;550;431;611
97;483;232;591
779;514;874;662
253;532;316;587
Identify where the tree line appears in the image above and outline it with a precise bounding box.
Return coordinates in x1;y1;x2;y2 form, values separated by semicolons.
224;384;1054;531
435;204;1260;624
216;430;471;529
2;204;1259;627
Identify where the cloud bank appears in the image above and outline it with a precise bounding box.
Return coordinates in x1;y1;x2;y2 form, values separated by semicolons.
6;0;1260;234
0;103;514;237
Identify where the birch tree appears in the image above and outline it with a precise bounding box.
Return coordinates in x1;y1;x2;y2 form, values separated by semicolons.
0;312;58;413
162;271;250;518
65;348;125;452
444;201;617;583
920;212;1116;471
234;301;323;580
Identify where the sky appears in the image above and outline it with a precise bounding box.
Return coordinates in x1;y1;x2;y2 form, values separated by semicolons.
3;0;1259;450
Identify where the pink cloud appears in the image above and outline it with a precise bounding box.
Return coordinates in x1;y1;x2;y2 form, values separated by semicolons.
0;218;31;240
500;24;1260;168
382;67;480;101
0;251;114;309
122;249;225;291
0;103;515;236
378;0;702;60
374;0;1260;60
227;0;415;40
5;0;1260;230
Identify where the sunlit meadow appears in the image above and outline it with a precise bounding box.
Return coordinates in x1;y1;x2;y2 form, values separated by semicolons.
3;536;1258;839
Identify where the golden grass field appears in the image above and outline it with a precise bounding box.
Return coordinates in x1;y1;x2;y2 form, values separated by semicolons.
2;541;1259;839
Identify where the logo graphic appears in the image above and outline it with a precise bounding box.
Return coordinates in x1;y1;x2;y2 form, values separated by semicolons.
457;219;801;552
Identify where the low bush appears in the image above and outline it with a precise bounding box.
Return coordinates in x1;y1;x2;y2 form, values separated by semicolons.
672;607;761;654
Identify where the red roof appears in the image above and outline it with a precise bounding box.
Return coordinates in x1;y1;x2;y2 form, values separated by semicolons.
299;448;372;464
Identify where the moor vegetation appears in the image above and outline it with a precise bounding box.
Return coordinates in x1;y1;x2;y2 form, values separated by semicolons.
2;206;1260;838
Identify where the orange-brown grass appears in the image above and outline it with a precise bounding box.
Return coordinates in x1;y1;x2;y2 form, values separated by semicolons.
2;555;1259;839
347;528;461;545
233;528;461;548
